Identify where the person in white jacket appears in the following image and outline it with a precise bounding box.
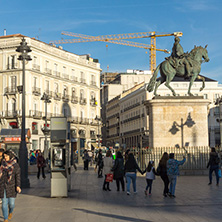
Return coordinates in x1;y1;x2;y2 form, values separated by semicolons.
144;161;156;195
102;150;113;191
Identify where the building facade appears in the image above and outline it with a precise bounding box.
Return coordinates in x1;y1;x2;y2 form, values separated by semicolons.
0;34;101;157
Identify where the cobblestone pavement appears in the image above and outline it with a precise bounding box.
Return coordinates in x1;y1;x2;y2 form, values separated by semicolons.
1;165;222;222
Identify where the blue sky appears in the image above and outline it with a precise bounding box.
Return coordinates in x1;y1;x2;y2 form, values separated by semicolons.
1;0;222;82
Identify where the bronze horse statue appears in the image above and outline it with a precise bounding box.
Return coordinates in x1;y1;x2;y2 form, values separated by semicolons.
147;45;210;96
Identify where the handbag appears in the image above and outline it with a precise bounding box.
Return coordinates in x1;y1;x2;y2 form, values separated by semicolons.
218;169;221;178
105;173;114;182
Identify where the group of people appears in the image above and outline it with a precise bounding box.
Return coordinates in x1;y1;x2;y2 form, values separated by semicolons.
95;148;188;197
0;148;21;222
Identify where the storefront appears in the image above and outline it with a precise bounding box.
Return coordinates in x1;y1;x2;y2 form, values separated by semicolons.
0;128;31;156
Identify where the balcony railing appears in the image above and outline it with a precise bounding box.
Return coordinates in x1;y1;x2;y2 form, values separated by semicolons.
62;95;70;102
79;98;87;105
63;73;69;79
80;78;86;84
32;64;40;71
71;96;78;104
90;81;96;86
4;87;17;95
45;68;52;75
70;76;78;82
53;71;61;77
32;87;41;96
90;99;97;107
54;92;61;101
3;110;18;118
45;90;53;99
29;110;42;119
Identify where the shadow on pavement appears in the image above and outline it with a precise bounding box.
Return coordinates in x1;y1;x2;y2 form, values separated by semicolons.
73;208;152;222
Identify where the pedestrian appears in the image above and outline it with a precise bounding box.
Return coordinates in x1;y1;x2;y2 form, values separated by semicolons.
112;151;125;191
207;147;220;186
144;161;156;196
83;150;89;170
158;152;170;197
0;148;5;166
167;153;186;198
88;150;93;166
0;150;21;222
103;150;113;191
97;149;103;178
37;151;46;179
124;153;143;195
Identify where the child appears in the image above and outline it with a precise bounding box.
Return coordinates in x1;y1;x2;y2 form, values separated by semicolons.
144;161;156;195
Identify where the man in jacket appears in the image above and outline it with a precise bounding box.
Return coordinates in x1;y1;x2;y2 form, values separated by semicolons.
167;153;186;198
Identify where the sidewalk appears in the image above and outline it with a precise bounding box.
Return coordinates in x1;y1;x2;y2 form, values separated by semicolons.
1;164;222;222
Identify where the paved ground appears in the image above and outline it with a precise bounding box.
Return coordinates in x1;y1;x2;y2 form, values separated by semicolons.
1;164;222;222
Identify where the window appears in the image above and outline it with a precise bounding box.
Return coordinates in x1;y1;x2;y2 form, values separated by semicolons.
63;66;66;74
203;94;208;99
63;85;68;96
80;89;84;99
45;60;49;69
214;94;219;100
72;88;76;97
54;83;58;93
33;77;37;88
45;80;49;92
10;76;17;91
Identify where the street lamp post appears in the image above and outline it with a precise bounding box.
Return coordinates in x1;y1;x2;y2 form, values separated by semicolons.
41;93;51;159
16;38;32;188
95;115;101;148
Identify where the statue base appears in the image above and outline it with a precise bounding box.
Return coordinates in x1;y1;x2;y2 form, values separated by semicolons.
144;96;210;148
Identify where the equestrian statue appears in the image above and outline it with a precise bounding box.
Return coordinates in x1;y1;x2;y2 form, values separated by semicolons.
147;36;210;96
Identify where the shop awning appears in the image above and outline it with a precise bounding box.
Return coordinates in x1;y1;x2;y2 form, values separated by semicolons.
0;129;31;142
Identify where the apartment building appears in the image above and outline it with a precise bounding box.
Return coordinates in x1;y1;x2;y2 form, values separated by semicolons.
0;34;101;157
106;75;222;148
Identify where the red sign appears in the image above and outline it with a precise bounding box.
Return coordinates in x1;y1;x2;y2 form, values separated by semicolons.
5;137;21;142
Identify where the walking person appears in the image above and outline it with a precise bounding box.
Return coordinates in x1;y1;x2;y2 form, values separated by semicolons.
0;148;4;166
83;150;89;170
144;161;156;196
37;152;46;179
159;152;170;197
97;149;103;178
0;150;21;222
207;147;220;186
112;151;125;191
167;153;186;198
102;150;113;191
125;153;143;195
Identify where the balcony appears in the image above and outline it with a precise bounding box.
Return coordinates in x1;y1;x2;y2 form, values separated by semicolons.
54;92;61;101
70;76;78;82
45;68;52;75
79;98;87;105
32;87;41;96
45;90;53;99
80;78;86;84
90;81;96;86
53;71;61;77
29;110;42;119
4;87;17;95
63;73;69;80
62;94;70;102
32;64;40;71
71;96;78;104
90;99;97;107
3;110;18;119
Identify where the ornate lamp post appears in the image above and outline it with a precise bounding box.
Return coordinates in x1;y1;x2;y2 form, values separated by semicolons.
95;115;101;148
16;38;32;188
41;93;51;159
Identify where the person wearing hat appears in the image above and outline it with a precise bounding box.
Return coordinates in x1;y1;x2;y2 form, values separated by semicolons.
167;153;186;198
0;150;21;222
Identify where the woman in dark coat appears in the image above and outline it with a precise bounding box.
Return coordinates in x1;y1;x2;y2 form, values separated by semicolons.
158;152;169;197
112;151;125;191
0;150;21;222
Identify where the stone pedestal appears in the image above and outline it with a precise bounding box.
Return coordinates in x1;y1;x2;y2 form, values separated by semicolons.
144;97;210;148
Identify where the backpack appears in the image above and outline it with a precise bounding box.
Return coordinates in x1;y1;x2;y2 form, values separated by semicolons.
156;164;161;176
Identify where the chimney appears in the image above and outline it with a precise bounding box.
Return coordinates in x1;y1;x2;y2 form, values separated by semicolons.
4;29;6;36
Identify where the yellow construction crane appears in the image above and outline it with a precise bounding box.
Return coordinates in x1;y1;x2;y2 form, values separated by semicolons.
50;31;182;72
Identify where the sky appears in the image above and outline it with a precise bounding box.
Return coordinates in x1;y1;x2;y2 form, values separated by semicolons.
0;0;222;82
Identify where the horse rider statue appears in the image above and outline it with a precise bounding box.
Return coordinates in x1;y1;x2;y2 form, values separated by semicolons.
166;36;192;79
